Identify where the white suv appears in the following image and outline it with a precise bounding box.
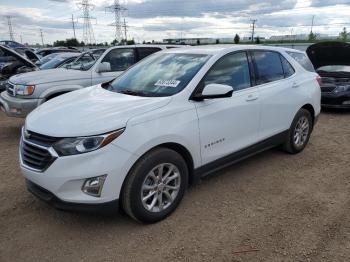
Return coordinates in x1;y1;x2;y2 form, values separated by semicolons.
21;45;321;223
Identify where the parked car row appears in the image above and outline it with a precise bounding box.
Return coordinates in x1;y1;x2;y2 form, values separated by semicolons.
0;41;347;223
1;43;323;223
0;45;175;117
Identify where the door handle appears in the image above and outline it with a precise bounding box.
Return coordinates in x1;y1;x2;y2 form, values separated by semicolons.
292;82;300;88
246;94;258;102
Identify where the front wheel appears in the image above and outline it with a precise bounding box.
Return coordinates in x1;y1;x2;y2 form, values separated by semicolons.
121;148;188;223
283;109;313;154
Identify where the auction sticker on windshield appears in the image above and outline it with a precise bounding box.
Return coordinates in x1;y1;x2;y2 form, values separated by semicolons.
154;80;180;88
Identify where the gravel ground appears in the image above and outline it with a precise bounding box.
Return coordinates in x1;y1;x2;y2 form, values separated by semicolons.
0;109;349;262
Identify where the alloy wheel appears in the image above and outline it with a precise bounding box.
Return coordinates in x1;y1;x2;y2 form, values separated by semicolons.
293;116;310;147
141;163;181;213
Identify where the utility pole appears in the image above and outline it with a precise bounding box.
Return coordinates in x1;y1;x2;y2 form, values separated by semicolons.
123;18;128;42
20;35;23;44
40;29;44;46
251;19;257;42
310;15;315;34
71;14;77;39
6;16;15;41
105;0;127;44
77;0;96;45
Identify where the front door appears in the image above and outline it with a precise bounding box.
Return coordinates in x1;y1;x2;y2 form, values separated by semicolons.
194;51;260;165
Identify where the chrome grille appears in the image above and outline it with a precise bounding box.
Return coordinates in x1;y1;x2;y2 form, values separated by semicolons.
320;77;350;93
6;82;15;96
20;129;59;172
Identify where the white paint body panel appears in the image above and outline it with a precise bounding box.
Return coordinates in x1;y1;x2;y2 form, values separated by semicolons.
21;45;321;204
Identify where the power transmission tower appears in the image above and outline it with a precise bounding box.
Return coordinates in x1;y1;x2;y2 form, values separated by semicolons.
39;29;44;46
106;0;127;44
71;14;77;39
77;0;96;45
6;16;15;41
250;19;257;42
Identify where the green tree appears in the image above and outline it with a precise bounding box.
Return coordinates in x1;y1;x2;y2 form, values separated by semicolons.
234;34;240;44
255;36;261;44
308;31;317;41
216;39;220;44
340;27;348;42
127;39;135;45
65;38;79;46
196;39;200;45
111;39;119;46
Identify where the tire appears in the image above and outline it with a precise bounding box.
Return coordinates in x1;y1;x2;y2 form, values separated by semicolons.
283;109;313;154
121;148;188;223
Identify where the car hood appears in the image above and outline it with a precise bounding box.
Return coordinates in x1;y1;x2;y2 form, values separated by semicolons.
26;85;172;137
306;42;350;69
0;45;36;68
9;68;89;85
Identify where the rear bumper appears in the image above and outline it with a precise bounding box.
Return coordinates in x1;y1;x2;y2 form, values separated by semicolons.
321;92;350;108
0;91;42;117
26;179;119;213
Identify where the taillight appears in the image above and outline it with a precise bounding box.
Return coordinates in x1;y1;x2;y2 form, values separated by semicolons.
316;75;322;87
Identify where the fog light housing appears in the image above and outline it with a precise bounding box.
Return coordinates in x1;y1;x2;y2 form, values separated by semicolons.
82;175;107;197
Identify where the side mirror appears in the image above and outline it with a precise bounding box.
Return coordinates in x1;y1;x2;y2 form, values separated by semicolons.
192;83;233;101
97;62;111;73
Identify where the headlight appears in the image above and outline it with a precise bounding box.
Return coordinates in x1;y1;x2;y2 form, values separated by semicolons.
15;85;35;96
53;128;125;156
334;85;350;93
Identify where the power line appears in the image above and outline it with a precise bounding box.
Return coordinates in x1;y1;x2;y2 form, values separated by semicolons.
6;16;15;41
106;0;127;43
77;0;96;45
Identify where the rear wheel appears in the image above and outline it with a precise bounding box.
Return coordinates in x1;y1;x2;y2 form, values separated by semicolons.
121;148;188;223
283;109;313;154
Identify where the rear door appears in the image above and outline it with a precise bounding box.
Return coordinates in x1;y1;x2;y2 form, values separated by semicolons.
194;51;261;165
251;50;300;140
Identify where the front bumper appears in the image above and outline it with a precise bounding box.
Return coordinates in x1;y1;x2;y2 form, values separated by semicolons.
0;91;43;117
21;141;139;207
321;91;350;108
26;179;119;213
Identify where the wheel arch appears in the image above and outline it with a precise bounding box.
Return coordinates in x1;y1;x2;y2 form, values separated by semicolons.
301;103;315;126
120;142;196;199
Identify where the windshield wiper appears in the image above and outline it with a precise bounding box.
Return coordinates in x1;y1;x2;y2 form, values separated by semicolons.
119;89;147;97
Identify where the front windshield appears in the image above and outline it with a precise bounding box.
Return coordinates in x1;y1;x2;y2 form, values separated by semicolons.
38;53;58;65
62;53;96;71
40;56;71;69
108;53;210;97
318;65;350;73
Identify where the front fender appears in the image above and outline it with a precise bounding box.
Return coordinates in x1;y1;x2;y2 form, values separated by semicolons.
39;85;84;100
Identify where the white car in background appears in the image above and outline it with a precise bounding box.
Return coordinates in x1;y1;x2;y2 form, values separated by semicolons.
0;45;178;117
21;45;321;223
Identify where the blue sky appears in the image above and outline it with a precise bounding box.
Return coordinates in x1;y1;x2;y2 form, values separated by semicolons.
1;0;350;44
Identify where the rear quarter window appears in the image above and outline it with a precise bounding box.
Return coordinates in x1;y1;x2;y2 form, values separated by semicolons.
253;51;285;85
286;51;315;72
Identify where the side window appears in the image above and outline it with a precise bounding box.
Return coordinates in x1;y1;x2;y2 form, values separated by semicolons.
101;48;135;72
286;51;315;72
137;47;161;61
280;55;295;78
203;52;251;91
253;51;284;85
